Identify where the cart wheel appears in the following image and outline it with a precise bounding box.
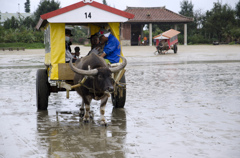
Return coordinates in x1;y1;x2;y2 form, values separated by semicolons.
111;74;126;108
36;69;50;110
174;44;178;53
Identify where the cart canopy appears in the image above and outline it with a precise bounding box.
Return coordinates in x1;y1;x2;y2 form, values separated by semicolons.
153;29;180;40
36;0;134;29
36;0;134;80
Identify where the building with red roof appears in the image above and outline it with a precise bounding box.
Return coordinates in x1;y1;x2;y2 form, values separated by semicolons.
121;7;193;46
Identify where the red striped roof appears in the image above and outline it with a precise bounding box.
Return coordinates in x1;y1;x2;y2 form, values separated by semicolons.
40;1;134;20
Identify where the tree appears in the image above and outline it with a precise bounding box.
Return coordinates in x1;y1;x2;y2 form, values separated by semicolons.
103;0;108;5
203;2;236;42
33;0;60;24
179;0;196;36
236;0;240;19
179;0;194;17
25;0;30;13
194;9;205;30
3;16;20;29
236;0;240;28
23;16;35;28
72;26;88;44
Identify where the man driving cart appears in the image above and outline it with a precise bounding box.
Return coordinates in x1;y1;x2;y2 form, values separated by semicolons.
98;29;121;64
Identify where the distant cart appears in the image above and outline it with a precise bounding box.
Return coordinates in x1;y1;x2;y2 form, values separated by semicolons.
153;29;180;54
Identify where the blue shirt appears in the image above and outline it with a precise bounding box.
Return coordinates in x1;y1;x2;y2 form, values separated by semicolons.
103;34;121;63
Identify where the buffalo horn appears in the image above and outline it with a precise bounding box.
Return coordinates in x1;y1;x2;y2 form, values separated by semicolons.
109;56;127;73
69;58;98;76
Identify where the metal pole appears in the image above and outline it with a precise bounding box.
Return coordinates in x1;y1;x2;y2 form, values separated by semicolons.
149;23;152;46
184;23;187;46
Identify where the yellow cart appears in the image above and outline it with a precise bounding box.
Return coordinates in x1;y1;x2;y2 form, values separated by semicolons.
36;0;134;110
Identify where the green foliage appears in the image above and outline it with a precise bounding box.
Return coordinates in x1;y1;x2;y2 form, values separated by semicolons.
152;27;162;37
228;41;236;45
0;43;44;49
1;0;59;44
25;0;30;13
203;2;236;42
103;0;108;5
179;0;194;17
143;30;149;38
151;24;163;37
230;27;240;39
71;26;89;44
178;34;183;44
22;16;35;28
179;0;197;36
178;32;211;45
33;0;60;24
1;0;239;45
3;16;20;29
188;34;211;44
3;14;35;30
0;26;44;43
236;0;240;19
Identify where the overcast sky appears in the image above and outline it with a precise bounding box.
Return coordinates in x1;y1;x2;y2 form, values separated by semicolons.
0;0;239;14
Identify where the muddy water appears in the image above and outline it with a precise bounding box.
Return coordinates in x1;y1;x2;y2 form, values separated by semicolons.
0;46;240;158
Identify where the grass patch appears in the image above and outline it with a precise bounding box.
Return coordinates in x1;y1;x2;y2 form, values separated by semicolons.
83;43;91;47
0;43;45;49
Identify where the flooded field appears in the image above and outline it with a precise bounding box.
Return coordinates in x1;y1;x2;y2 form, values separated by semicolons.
0;45;240;158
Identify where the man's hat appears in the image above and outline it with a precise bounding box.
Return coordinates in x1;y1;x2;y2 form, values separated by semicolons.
65;29;73;36
98;29;110;37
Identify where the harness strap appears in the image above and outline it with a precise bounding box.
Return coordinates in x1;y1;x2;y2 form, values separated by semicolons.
76;78;109;100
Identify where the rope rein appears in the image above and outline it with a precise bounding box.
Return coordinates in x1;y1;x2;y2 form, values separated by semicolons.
77;77;111;100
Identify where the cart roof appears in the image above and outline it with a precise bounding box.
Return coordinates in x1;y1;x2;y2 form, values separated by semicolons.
153;29;180;39
36;0;134;29
153;35;169;40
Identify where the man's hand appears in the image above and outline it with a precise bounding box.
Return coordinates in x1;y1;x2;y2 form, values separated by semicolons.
100;52;106;58
91;48;100;55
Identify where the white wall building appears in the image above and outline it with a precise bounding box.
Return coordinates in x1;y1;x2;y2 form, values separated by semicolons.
0;12;32;24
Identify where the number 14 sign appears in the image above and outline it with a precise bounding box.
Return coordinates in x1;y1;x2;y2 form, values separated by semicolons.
85;12;92;19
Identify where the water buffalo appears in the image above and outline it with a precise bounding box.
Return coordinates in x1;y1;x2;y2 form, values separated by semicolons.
69;53;127;125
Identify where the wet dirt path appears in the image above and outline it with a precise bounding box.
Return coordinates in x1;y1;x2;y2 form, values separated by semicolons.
0;45;240;158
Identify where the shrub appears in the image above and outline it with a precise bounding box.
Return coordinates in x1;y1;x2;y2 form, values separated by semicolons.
0;27;44;43
188;34;205;44
228;41;236;45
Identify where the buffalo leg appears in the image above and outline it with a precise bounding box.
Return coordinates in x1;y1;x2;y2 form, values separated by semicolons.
100;95;108;126
79;100;85;118
83;96;92;123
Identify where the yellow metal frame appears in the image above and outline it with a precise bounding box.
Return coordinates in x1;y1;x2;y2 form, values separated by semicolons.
45;22;123;80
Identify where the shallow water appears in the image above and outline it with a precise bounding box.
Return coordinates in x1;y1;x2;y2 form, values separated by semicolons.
0;46;240;158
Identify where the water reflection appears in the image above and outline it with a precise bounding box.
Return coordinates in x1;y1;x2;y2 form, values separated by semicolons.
37;108;127;157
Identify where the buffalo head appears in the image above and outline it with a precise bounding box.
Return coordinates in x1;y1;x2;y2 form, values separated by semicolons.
69;53;127;93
